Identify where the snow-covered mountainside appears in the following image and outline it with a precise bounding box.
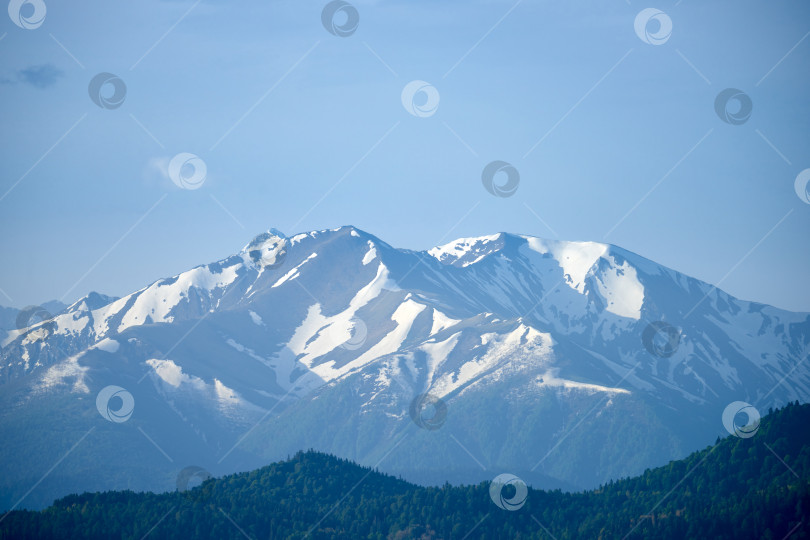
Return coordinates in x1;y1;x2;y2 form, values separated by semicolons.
1;226;808;509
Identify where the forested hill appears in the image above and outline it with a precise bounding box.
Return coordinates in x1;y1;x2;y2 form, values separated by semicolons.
2;403;808;539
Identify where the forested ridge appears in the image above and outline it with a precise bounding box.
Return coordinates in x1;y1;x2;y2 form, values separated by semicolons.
2;402;808;539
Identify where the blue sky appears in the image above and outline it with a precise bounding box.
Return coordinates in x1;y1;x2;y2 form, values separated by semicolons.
1;0;809;312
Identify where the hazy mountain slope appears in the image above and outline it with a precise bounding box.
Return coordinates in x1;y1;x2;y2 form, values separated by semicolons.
1;403;807;540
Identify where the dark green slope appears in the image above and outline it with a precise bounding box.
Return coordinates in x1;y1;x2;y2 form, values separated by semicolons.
1;403;808;539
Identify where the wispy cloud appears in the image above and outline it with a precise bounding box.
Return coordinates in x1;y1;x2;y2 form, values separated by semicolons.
1;64;65;89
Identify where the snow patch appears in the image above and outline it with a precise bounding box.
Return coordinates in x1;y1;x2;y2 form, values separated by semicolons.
310;299;427;381
93;338;120;353
430;309;460;335
37;355;89;394
287;263;399;372
593;257;644;319
214;378;241;406
290;233;309;245
537;369;631;394
525;238;607;293
272;253;317;288
433;325;552;398
248;311;264;326
146;359;206;390
420;332;460;387
55;313;89;337
118;264;239;332
428;234;501;266
362;241;377;265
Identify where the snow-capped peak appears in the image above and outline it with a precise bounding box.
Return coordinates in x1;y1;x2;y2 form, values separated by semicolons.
428;233;505;267
65;291;118;314
242;229;288;269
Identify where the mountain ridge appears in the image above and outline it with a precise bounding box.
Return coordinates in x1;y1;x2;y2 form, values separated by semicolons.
0;225;807;510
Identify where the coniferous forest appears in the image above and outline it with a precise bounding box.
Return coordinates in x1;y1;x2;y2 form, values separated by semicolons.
1;403;808;539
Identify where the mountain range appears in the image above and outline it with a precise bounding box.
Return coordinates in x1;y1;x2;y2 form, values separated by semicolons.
1;226;808;510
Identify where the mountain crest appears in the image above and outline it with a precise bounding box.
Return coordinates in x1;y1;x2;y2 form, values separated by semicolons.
0;225;807;510
242;228;288;269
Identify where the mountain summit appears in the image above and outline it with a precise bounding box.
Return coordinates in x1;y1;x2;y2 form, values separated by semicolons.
1;226;808;509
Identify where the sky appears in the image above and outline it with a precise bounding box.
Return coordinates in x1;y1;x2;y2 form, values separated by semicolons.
0;0;809;312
